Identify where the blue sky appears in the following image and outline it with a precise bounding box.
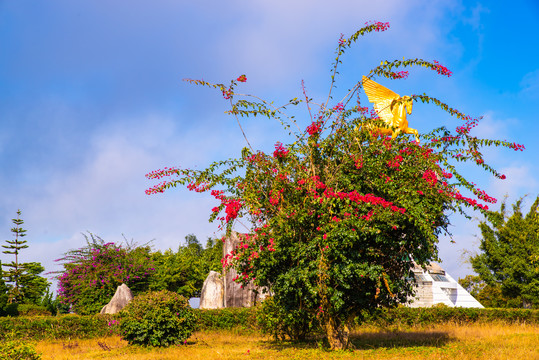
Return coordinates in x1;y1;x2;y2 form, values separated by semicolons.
1;1;538;292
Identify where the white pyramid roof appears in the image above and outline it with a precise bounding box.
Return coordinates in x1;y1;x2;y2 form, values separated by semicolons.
408;262;483;308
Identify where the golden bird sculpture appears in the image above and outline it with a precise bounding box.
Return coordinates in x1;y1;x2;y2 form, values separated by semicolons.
362;75;419;142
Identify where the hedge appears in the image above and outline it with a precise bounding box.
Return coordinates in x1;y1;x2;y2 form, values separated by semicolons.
0;307;537;341
0;314;119;341
195;307;257;331
360;306;539;327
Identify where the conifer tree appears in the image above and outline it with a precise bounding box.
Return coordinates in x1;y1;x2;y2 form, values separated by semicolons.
2;210;28;303
2;210;49;304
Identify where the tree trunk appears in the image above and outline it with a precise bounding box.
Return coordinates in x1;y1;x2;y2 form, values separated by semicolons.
325;317;350;350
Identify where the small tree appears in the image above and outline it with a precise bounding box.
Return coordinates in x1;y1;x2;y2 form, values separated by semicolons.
146;23;523;349
470;196;539;308
2;210;49;305
56;233;156;314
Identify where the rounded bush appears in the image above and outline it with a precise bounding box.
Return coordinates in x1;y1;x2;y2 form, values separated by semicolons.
120;290;197;347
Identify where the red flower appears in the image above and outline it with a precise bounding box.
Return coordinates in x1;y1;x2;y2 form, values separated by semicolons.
237;74;247;82
306;121;322;136
273;142;289;158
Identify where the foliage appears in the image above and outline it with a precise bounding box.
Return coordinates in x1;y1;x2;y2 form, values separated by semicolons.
458;275;515;308
194;307;257;331
1;210;28;303
120;290;197;347
361;306;539;327
146;22;523;349
15;304;51;317
2;210;49;305
149;234;222;298
56;233;155;315
0;340;41;360
470;196;539;308
0;261;8;316
256;296;319;340
0;314;119;341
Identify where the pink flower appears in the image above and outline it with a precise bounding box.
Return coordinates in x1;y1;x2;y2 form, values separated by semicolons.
306;121;322;136
237;74;247;82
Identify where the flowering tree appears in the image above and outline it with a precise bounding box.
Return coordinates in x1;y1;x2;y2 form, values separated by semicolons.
56;233;155;315
146;22;523;349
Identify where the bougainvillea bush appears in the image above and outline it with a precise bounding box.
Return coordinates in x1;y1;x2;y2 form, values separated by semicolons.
56;234;155;315
145;22;523;349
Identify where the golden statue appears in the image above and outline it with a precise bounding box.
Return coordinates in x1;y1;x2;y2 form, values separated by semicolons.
362;75;418;142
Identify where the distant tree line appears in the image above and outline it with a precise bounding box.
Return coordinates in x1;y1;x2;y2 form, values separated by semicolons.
54;232;222;315
1;209;223;316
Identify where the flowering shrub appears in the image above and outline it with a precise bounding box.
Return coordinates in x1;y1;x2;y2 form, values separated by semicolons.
146;22;523;349
56;234;155;315
120;290;197;347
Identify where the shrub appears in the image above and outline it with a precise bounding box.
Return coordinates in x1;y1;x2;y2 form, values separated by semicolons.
0;314;120;341
120;290;197;347
0;341;41;360
16;304;51;317
256;297;320;340
195;307;257;331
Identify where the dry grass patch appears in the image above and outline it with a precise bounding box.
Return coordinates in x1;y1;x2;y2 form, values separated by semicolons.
33;323;539;360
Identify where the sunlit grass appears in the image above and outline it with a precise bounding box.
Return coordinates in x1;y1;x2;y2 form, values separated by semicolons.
34;323;539;359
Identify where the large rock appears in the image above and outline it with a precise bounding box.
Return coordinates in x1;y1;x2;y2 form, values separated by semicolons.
223;232;266;307
199;271;224;309
100;283;134;314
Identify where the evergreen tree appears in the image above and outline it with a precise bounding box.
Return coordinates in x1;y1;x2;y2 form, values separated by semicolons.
2;210;49;304
2;210;29;303
470;196;539;308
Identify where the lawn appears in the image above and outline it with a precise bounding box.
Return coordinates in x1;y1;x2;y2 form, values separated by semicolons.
33;323;539;359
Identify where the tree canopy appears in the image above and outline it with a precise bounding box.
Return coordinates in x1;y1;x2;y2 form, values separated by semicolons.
470;196;539;308
146;22;523;349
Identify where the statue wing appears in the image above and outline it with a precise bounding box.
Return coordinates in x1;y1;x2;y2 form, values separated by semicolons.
362;76;400;125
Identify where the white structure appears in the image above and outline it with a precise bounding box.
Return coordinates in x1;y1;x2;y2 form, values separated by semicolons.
409;262;483;308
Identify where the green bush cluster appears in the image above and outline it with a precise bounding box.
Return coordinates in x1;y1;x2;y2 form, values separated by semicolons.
195;307;257;331
0;314;118;341
0;341;41;360
255;297;319;340
120;290;197;347
16;304;51;317
360;306;539;327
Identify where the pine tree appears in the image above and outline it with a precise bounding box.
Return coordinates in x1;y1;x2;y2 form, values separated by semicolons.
2;210;49;304
2;210;28;303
